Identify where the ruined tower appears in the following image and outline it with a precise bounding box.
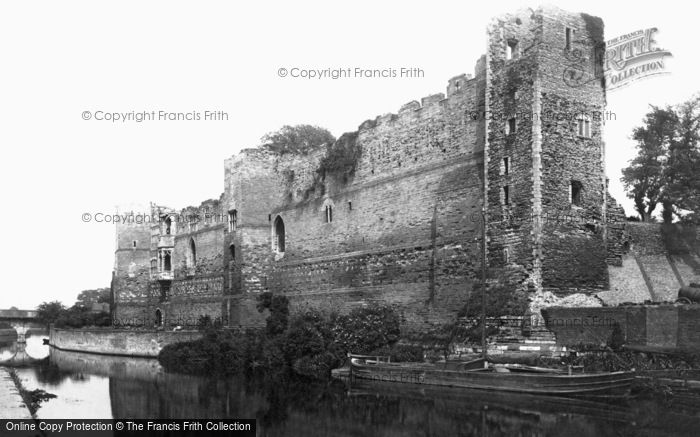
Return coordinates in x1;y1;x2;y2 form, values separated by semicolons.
485;7;608;307
112;204;152;323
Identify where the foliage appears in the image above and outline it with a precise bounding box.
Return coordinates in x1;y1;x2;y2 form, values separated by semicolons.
159;298;404;380
261;125;335;155
330;305;401;355
256;292;290;337
38;290;111;330
36;301;66;329
369;344;424;363
75;288;111;307
622;96;700;223
317;132;361;183
54;305;111;328
299;132;362;201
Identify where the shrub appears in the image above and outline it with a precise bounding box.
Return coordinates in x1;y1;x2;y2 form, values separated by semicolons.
257;292;290;337
331;305;401;354
369;344;424;362
159;299;405;380
317;132;361;183
292;351;341;379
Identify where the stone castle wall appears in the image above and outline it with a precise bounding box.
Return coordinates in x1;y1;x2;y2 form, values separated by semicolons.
113;200;230;328
114;6;639;334
221;63;488;331
167;199;226;325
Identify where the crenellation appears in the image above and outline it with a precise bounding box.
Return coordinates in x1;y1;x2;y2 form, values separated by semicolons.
113;6;632;334
399;100;421;113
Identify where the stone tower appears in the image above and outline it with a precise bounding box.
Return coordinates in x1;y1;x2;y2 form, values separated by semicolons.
485;6;608;308
112;204;152;323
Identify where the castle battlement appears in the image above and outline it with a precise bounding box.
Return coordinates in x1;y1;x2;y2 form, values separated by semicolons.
113;6;628;333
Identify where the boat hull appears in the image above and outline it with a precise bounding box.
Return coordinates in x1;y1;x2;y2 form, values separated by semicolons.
350;359;635;396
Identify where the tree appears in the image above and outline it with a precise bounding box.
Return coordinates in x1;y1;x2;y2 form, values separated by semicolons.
36;301;66;329
54;304;111;328
622;96;700;223
664;96;700;223
261;125;335;155
621;105;676;222
74;288;110;308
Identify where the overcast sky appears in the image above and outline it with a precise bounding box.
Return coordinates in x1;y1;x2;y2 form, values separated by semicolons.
0;0;695;309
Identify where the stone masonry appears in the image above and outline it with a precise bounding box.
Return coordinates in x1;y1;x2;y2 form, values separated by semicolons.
113;6;635;334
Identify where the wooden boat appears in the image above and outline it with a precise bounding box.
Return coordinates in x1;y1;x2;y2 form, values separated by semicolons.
346;210;634;397
349;355;635;396
348;378;635;424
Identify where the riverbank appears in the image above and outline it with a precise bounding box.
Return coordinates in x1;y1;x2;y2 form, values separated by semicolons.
0;368;32;419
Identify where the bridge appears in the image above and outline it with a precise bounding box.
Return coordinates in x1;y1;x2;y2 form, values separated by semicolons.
0;308;43;343
0;341;44;366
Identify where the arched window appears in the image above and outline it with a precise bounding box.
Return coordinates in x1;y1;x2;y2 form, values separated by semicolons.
273;216;285;253
228;209;238;232
321;199;335;223
187;238;197;269
164;217;172;235
164;252;172;272
229;244;236;260
155;309;163;327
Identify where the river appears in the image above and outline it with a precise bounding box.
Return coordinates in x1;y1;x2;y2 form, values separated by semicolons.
1;332;699;436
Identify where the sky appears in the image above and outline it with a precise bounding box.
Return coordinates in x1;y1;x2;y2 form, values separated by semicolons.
0;0;695;310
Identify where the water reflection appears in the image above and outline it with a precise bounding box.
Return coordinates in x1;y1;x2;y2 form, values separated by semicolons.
3;340;700;436
0;331;49;365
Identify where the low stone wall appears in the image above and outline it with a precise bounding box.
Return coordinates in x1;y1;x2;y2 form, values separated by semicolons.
542;304;700;353
49;327;203;358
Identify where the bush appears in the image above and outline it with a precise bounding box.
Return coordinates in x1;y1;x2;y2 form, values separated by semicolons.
159;299;406;380
331;305;401;355
317;132;361;182
257;292;290;337
369;344;424;362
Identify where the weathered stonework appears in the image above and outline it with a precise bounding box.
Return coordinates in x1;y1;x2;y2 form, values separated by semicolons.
113;6;638;334
112;200;228;328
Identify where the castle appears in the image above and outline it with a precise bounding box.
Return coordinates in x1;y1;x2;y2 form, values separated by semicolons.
112;6;634;332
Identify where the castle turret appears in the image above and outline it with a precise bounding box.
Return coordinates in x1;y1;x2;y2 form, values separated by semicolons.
112;204;152;325
485;6;608;308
